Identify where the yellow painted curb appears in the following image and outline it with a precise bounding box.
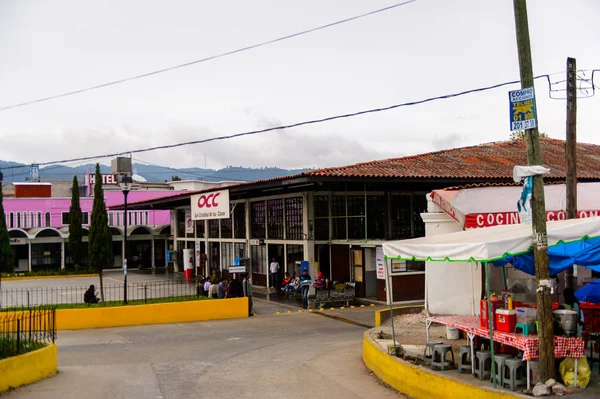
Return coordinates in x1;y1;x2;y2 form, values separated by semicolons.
363;332;521;399
329;307;335;310
298;310;303;313
287;310;293;314
0;344;57;392
319;308;325;311
48;298;248;330
340;306;345;310
360;305;365;308
308;309;314;312
370;304;375;307
350;306;356;309
2;273;98;281
276;311;281;314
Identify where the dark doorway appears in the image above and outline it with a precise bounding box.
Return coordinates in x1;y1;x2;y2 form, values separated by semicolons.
331;244;350;282
268;244;284;287
315;244;331;279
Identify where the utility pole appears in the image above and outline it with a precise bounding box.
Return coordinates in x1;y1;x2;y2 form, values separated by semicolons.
565;57;578;290
513;0;555;380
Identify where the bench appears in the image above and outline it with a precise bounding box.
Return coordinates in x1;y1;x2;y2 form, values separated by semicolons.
311;282;355;308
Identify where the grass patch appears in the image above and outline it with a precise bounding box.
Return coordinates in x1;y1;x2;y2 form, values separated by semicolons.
2;295;212;311
0;337;46;360
2;268;96;278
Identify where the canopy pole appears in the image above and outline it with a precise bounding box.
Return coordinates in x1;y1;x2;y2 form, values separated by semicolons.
386;259;397;354
502;264;508;290
486;262;497;389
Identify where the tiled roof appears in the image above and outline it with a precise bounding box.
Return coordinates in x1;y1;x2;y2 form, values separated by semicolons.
302;138;600;180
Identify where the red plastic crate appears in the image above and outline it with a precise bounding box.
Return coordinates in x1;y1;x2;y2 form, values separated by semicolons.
480;299;503;329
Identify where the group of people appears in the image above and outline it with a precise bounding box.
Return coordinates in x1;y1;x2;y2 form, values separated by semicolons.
202;274;254;316
276;270;328;309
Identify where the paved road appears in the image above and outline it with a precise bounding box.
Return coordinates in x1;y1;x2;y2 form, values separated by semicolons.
4;300;403;399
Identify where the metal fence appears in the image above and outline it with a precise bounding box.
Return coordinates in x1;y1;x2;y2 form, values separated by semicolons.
0;307;56;359
0;279;205;309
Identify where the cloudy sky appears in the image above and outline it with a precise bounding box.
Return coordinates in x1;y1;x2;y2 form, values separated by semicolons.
1;0;599;172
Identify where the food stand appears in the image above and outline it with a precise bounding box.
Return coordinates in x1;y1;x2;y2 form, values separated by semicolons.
383;217;600;389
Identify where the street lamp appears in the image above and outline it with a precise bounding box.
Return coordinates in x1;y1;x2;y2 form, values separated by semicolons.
120;175;133;304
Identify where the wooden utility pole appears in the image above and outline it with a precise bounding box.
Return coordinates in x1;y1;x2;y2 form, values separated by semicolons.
565;57;578;290
513;0;555;380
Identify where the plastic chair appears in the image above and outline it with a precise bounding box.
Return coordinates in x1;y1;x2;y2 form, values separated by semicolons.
457;346;472;374
474;350;491;381
503;358;526;391
431;344;454;371
490;354;512;385
422;341;443;366
514;323;536;336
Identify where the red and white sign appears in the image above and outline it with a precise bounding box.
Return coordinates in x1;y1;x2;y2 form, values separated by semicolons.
190;189;230;220
88;174;118;185
466;210;600;229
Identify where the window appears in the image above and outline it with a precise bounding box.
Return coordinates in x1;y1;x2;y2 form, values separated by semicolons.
367;195;385;239
221;205;233;238
221;242;233;270
176;209;186;237
108;212;114;226
234;243;246;260
9;212;14;228
134;212;138;226
250;201;266;239
30;212;35;228
267;199;284;239
116;212;121;227
144;211;149;225
314;219;329;240
82;212;89;225
251;245;267;275
412;194;427;238
37;212;42;228
208;220;219;238
313;195;329;217
233;203;246;239
313;195;330;241
331;195;346;240
390;195;412;239
391;259;425;273
128;212;132;225
16;212;21;228
285;197;303;240
45;212;50;227
286;244;303;275
195;220;205;238
61;212;69;225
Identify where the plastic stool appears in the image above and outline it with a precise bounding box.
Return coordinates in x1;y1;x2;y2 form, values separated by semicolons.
474;350;491;381
490;354;512;385
431;344;455;371
529;360;541;385
423;341;443;366
514;323;536;337
503;358;526;391
457;346;472;374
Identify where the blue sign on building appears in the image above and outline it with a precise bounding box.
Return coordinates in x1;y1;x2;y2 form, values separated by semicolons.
509;87;537;131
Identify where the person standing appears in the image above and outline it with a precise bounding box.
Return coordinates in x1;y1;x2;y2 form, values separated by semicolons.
270;257;280;288
300;270;312;309
217;278;228;299
203;279;211;297
243;273;254;317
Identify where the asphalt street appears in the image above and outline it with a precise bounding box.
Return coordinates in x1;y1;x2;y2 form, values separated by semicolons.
2;298;403;399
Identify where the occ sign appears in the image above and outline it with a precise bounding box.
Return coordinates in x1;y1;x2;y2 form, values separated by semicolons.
190;189;229;220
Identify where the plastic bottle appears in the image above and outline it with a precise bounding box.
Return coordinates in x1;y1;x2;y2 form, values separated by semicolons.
507;295;513;311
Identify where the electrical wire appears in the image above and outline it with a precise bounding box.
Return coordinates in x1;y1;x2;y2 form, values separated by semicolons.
0;73;557;171
0;0;418;113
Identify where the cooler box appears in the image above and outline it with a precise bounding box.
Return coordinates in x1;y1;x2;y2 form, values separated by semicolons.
480;299;503;329
516;307;537;325
496;309;517;332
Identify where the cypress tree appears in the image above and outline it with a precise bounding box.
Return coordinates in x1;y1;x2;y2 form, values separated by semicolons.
68;176;84;269
0;181;14;279
88;164;112;300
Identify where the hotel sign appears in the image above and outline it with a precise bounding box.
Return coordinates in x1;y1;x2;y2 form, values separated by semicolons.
88;174;119;185
190;189;230;220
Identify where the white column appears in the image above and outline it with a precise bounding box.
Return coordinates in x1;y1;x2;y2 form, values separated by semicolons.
151;238;156;269
60;241;66;270
28;241;32;272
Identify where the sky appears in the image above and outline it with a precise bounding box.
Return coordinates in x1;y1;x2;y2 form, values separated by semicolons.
1;0;599;172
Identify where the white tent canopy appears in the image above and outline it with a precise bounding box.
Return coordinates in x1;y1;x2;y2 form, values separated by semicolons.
383;217;600;263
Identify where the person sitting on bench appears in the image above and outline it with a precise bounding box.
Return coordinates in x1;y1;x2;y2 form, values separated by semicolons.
84;285;100;304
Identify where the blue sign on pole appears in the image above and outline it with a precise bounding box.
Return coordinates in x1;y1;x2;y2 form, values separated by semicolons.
166;250;171;263
509;87;537;131
300;261;309;274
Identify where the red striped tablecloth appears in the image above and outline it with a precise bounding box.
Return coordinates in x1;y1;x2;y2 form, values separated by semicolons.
429;315;584;360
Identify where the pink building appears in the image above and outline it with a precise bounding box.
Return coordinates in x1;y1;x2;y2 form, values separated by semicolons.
4;186;182;272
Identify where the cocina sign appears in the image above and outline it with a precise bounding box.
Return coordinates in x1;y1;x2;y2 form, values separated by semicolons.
465;210;600;229
190;189;230;220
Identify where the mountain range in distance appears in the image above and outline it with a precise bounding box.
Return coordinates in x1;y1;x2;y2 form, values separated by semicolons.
0;160;313;184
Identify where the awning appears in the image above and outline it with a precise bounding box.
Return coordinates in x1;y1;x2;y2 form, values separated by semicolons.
430;182;600;229
382;217;600;264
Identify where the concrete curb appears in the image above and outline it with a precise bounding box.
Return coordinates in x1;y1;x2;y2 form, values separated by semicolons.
374;305;425;327
0;344;57;392
363;330;525;399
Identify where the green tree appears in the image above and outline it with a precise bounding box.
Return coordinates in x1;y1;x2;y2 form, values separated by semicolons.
171;175;182;181
68;176;84;269
0;180;15;281
88;164;112;300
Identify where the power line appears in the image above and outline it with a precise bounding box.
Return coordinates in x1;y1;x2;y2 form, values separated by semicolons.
0;0;419;113
1;71;593;172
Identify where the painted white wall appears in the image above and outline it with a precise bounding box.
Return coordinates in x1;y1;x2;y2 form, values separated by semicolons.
423;200;482;315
